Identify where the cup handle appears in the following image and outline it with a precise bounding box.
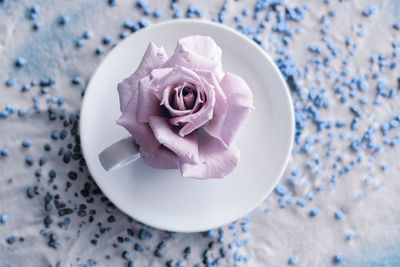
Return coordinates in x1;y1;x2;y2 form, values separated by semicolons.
99;136;141;171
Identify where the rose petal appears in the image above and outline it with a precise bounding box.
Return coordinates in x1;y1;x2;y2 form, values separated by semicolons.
163;35;224;79
195;70;227;115
204;73;254;147
150;67;174;81
140;146;179;169
169;76;215;137
173;85;186;111
118;42;167;112
148;68;173;101
117;91;160;153
149;116;199;163
180;131;240;179
136;76;165;123
151;67;201;100
190;89;204;114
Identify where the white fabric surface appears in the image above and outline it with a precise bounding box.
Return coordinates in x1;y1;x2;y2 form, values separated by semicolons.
0;0;400;266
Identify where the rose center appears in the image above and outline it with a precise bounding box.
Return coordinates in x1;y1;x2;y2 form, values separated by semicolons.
182;87;197;110
182;87;191;96
169;83;198;113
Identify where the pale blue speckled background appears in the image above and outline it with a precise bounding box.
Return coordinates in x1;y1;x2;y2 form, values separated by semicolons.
1;0;400;266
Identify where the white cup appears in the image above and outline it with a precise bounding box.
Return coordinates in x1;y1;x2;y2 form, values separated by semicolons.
98;137;141;171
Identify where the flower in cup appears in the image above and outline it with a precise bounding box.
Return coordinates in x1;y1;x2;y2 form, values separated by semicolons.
117;35;253;178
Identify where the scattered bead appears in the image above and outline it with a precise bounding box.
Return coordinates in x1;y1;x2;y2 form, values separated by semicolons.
334;210;345;220
22;140;31;148
288;256;297;264
0;213;8;224
310;209;320;217
25;156;34;166
334;254;344;264
59;15;70;25
15;57;26;67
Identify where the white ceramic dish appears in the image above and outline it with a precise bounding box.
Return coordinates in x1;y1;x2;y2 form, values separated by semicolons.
80;19;294;232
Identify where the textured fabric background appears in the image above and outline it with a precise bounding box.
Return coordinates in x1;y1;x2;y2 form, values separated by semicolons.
1;0;400;266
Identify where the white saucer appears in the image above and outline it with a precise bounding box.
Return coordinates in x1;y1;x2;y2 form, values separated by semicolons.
80;19;294;232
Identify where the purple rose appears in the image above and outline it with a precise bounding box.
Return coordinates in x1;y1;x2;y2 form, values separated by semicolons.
117;35;253;178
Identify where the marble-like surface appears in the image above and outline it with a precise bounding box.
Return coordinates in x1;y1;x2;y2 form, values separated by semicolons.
0;0;400;266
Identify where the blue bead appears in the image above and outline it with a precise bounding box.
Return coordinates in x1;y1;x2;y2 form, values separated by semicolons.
122;251;130;260
95;47;104;55
120;31;128;39
288;256;297;264
6;236;16;245
72;76;81;84
308;44;321;54
234;14;242;22
173;10;181;18
75;39;84;47
138;229;152;240
45;202;53;212
50;234;57;241
41;87;49;94
49;170;56;179
31;5;40;14
134;243;143;251
143;7;152;15
59;15;70;25
310;208;320;217
1;148;9;156
44;215;53;225
25;156;34;166
102;36;111;45
0;213;8;224
334;254;344;264
347;233;356;240
15;57;26;67
296;199;306;207
27;187;35;198
153;9;162;18
22;84;30;92
44;143;51;151
154;249;162;257
0;110;9;118
334;210;344;220
204;230;215;237
28;13;36;20
39;77;54;86
22;140;31;148
138;19;149;28
350;105;363;117
136;0;147;8
83;31;91;39
381;163;390;171
362;6;377;17
51;131;59;140
33;22;42;30
6;77;16;86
